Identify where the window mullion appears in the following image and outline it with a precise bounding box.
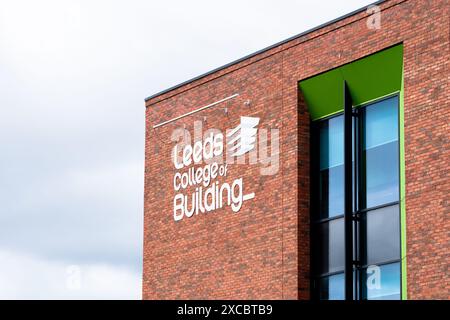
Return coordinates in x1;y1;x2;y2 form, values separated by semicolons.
343;81;354;300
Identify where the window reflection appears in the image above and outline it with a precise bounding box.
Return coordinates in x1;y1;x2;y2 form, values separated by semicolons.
361;263;401;300
318;115;344;218
360;205;400;265
316;218;345;274
319;273;344;300
312;95;402;300
362;97;399;208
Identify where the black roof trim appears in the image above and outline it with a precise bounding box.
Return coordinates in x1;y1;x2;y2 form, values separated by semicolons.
145;0;385;102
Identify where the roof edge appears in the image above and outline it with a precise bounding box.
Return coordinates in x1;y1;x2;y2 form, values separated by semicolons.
145;0;386;102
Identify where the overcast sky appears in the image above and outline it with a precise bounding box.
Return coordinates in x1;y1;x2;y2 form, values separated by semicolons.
0;0;374;299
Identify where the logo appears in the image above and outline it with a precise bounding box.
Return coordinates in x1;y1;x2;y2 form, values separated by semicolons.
227;116;260;156
170;115;279;222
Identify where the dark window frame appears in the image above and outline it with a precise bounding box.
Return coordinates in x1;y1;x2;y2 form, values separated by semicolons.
310;93;402;300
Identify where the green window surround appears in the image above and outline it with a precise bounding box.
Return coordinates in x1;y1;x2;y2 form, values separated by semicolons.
299;45;403;121
301;44;407;300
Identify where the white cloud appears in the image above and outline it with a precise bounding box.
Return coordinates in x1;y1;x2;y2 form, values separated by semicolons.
0;160;144;266
0;0;375;299
0;249;140;299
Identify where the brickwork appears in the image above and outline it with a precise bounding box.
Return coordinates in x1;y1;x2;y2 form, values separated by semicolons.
143;0;450;299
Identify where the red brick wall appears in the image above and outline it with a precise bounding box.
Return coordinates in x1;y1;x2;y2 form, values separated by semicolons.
143;0;449;299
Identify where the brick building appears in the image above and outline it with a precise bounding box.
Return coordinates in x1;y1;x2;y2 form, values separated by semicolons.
143;0;449;299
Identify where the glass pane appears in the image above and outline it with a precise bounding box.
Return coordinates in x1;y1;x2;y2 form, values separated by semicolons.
360;205;400;265
318;273;344;300
319;115;344;170
316;218;344;274
363;97;399;208
364;97;398;149
361;262;401;300
319;165;344;219
318;115;344;218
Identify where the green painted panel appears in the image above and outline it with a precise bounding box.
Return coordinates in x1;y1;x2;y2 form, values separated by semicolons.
299;68;344;120
299;45;403;120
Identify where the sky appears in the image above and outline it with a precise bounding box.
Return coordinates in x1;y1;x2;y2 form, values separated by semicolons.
0;0;374;299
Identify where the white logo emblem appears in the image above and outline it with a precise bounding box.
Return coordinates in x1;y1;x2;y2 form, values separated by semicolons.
227;116;260;156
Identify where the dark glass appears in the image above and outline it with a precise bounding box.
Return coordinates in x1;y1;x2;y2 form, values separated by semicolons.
318;273;344;300
316;218;344;274
360;205;400;265
319;166;344;219
318;115;344;219
312;95;402;300
362;97;399;208
360;262;401;300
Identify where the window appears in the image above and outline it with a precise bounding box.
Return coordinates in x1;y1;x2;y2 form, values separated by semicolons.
362;97;399;208
318;273;344;300
361;262;401;300
312;96;401;300
318;116;344;219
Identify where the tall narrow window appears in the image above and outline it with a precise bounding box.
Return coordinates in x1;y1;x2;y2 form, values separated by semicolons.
357;96;401;300
318;116;344;219
312;96;401;300
311;114;346;300
361;97;399;209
